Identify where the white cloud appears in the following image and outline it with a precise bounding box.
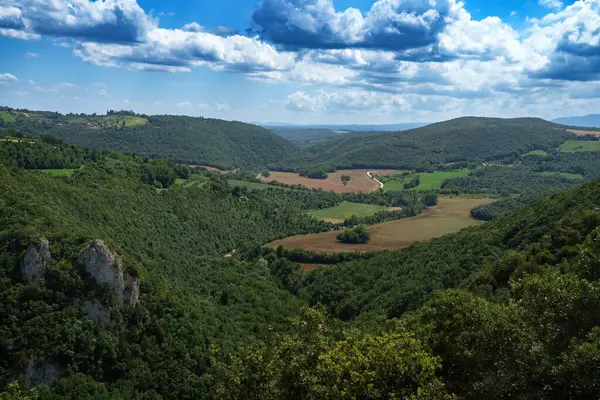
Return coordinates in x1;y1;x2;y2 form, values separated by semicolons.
510;11;518;17
539;0;564;9
0;73;18;81
99;89;108;97
25;51;37;58
182;22;203;32
214;103;230;111
15;91;28;96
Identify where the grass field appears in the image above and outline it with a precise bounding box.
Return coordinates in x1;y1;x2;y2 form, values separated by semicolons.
228;180;291;191
35;169;77;176
383;170;471;191
524;150;548;157
104;116;148;126
308;202;395;223
261;169;404;193
0;111;15;123
539;171;584;180
266;198;492;253
559;141;600;152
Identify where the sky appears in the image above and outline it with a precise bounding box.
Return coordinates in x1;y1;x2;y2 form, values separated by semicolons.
0;0;599;124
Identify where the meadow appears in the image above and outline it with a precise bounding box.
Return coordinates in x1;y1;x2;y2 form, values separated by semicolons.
0;111;15;123
103;115;148;126
308;202;396;223
539;171;584;180
524;149;548;157
34;168;77;176
559;140;600;152
266;197;492;253
382;169;472;191
261;169;404;193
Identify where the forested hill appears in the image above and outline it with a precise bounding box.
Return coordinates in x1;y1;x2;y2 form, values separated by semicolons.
1;107;301;169
3;129;600;398
277;117;576;171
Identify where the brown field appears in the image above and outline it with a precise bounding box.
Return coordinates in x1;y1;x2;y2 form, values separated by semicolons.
567;129;600;137
261;169;403;193
266;198;493;253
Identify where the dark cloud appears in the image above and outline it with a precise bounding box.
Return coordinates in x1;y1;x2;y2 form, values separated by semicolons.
531;53;600;82
2;0;154;44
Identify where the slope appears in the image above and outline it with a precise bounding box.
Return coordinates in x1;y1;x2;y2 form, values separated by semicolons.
279;117;575;170
4;107;301;169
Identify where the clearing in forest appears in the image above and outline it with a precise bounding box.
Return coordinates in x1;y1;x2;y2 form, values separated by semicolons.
308;202;396;223
0;111;15;122
266;198;492;253
261;169;403;193
382;170;471;191
559;141;600;152
567;129;600;137
524;150;548;157
34;169;77;176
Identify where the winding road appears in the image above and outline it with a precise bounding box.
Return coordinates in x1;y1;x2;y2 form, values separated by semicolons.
367;171;384;190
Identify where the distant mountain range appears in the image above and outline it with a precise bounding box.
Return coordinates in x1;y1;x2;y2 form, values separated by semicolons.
553;114;600;128
261;122;429;131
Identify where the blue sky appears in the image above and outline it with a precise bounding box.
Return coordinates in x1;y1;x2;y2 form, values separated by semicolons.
1;0;599;124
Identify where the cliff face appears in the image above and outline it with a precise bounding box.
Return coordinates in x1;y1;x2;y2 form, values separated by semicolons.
20;238;51;280
76;240;139;306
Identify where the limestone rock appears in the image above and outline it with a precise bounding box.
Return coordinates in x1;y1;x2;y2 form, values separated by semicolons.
25;361;63;386
20;238;51;280
76;298;116;330
77;240;139;305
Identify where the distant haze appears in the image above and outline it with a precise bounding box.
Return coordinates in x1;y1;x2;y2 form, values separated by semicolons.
552;114;600;128
261;122;429;132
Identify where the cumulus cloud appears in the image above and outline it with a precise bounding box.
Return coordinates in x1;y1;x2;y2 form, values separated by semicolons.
539;0;563;9
527;0;600;81
0;0;155;43
0;73;18;81
74;28;296;73
286;90;410;113
253;0;460;54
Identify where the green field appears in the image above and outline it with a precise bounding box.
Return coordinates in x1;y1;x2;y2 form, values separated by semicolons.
308;202;394;222
228;180;291;191
104;116;148;126
524;150;548;157
559;141;600;153
35;169;77;176
383;169;472;191
539;171;584;180
0;111;15;123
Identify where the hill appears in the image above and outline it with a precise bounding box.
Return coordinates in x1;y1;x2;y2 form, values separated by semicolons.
553;114;600;128
0;107;301;169
1;129;600;398
277;117;575;171
263;122;428;132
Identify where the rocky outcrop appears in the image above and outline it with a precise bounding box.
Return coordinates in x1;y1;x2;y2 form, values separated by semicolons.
76;299;116;330
20;238;51;280
76;240;139;306
25;361;63;386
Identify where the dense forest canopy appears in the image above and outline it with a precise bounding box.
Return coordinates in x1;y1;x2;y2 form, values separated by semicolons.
274;117;577;171
0;107;301;170
2;116;600;399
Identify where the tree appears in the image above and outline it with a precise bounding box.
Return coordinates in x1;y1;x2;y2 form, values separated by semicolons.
341;175;351;186
317;332;453;400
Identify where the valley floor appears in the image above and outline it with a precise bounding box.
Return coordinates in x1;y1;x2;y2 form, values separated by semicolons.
261;169;405;193
266;197;492;253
